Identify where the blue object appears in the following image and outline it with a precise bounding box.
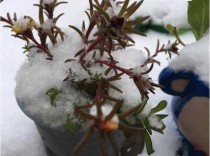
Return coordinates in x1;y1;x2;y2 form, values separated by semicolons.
158;67;209;156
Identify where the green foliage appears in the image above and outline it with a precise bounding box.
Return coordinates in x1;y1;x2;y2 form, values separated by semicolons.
188;0;209;40
143;117;152;135
64;115;81;132
74;79;99;97
166;24;186;46
135;98;148;114
144;131;155;155
46;88;60;107
151;100;167;113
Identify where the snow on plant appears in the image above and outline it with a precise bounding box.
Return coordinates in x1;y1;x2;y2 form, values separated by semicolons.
0;0;182;155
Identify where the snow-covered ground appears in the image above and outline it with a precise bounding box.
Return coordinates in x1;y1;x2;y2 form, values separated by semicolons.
1;0;195;156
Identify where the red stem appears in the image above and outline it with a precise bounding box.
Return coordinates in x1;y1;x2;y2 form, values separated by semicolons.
0;16;13;25
84;20;95;43
96;60;131;75
79;37;104;61
30;37;53;58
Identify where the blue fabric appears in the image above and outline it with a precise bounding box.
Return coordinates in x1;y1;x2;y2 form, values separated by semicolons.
158;67;209;156
159;68;209;118
181;137;206;156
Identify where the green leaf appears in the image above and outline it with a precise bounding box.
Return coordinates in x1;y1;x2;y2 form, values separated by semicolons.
156;114;168;120
188;0;209;40
166;24;175;34
151;100;167;114
64;115;81;132
46;88;60;107
135;98;148;114
143;117;152;135
144;131;155;155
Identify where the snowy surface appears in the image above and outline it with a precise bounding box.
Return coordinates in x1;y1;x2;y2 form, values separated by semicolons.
1;0;196;156
131;0;190;29
170;33;209;85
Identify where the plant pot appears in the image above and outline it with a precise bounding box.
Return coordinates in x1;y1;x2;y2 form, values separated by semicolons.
159;67;209;156
16;97;125;156
16;96;146;156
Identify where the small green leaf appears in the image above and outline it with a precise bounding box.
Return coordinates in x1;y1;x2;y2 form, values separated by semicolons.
143;117;152;135
64;115;81;132
166;24;175;34
151;100;167;114
135;98;148;114
46;88;60;107
156;114;168;120
188;0;209;40
144;131;155;155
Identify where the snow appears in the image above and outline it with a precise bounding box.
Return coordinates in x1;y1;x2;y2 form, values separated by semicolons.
106;0;121;17
131;0;190;29
15;29;91;127
90;104;119;123
41;19;54;29
162;10;190;29
169;33;209;85
148;114;163;129
0;0;197;156
42;0;54;5
131;65;147;78
12;17;31;33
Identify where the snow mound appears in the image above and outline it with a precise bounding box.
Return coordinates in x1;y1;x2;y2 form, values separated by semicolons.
169;33;209;85
15;29;149;127
15;29;90;127
131;0;190;29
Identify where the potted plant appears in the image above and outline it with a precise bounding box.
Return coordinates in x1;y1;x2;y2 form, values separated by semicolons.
1;0;181;155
